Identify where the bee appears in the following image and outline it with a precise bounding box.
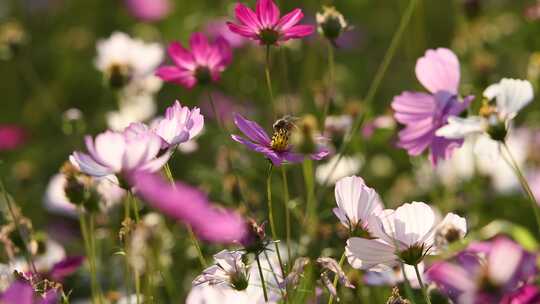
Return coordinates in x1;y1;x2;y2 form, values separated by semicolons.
271;115;298;151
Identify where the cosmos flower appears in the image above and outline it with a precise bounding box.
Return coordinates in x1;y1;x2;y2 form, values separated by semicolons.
316;6;349;43
333;176;383;236
346;202;466;270
231;114;328;166
205;19;248;49
151;100;204;148
427;237;539;304
315;155;362;185
0;280;58;304
124;0;171;22
95;32;163;89
226;0;314;46
0;124;27;151
156;33;232;89
391;48;473;165
129;172;248;244
193;250;249;290
437;78;534;144
187;246;284;303
69;123;171;177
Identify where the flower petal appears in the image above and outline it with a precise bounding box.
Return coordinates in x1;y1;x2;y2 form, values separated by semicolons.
232;113;271;145
167;41;196;70
256;0;280;28
275;8;303;32
346;237;397;270
234;3;261;31
415;48;460;94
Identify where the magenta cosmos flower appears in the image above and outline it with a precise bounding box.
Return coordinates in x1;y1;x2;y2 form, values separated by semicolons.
231;113;329;166
130;172;248;244
227;0;314;46
427;237;538;304
391;48;473;165
0;280;58;304
156;33;232;89
0;124;27;151
70;123;171;177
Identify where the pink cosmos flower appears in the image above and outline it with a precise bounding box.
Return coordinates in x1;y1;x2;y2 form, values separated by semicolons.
205;19;247;49
0;124;27;151
151;100;204;148
427;237;538;304
231;113;329;166
124;0;171;22
0;280;58;304
130;172;248;244
227;0;314;46
391;48;473;165
70;123;171;177
156;33;232;89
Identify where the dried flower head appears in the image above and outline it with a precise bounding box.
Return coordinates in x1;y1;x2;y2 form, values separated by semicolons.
316;6;349;42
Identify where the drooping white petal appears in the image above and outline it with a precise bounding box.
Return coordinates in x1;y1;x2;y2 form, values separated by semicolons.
345;237;398;270
483;78;534;120
435;116;486;139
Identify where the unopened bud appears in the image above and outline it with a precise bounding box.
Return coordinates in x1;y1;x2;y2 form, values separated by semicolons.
316;6;348;42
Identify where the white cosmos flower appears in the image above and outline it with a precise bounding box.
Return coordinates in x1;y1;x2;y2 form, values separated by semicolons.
333;176;383;234
436;78;533;140
316;155;363;185
193;250;248;289
107;94;157;131
346;202;466;270
188;248;285;304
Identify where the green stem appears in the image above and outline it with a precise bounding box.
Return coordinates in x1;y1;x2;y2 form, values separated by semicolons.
79;210;101;304
266;164;286;277
129;191;140;223
318;0;419;190
265;45;276;118
414;263;431;304
207;90;223;128
256;254;269;302
302;159;316;235
502;142;540;235
0;180;38;276
400;263;417;304
327;252;346;304
321;42;335;127
281;166;292;265
135;268;142;304
163;163;207;268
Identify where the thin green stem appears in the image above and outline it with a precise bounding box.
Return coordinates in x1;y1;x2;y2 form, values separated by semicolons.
321;42;335;127
129;192;140;223
502;142;540;235
317;0;419;192
79;210;101;304
302;159;316;236
207;90;223;128
266;164;286;277
163;163;207;268
281;166;292;265
135;268;142;304
327;252;346;304
414;263;431;304
0;180;38;276
400;263;417;304
265;45;276;118
256;254;269;302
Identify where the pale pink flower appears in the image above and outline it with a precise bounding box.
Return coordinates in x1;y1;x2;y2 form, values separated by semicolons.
151;100;204;148
124;0;171;22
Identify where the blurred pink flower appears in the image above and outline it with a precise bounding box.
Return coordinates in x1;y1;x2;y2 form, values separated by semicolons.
205;19;247;49
0;125;27;151
0;280;58;304
156;33;232;89
70;123;171;177
427;236;538;304
231;114;329;166
130;172;248;244
391;48;473;165
48;256;85;281
124;0;171;22
361;115;395;139
152;100;204;148
227;0;314;46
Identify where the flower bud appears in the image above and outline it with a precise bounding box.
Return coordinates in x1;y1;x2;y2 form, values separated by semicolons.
0;21;28;60
316;6;348;42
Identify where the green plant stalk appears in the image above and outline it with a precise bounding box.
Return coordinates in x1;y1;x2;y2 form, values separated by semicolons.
265;45;276;118
502;142;540;235
281;166;292;265
256;253;269;302
318;0;419;190
163;163;207;268
321;41;335;127
0;180;38;275
266;164;286;277
79;210;101;304
414;263;431;304
302;159;316;236
327;252;346;304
